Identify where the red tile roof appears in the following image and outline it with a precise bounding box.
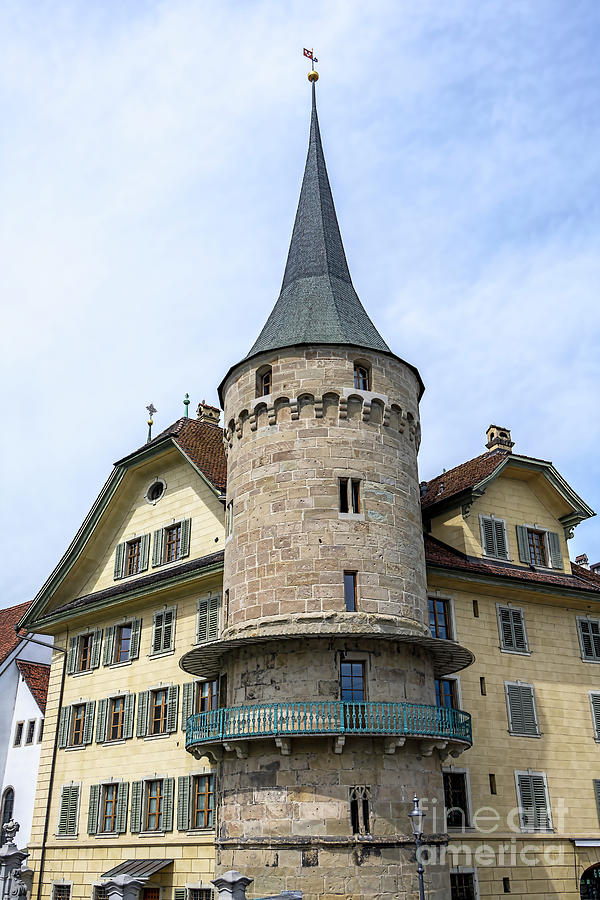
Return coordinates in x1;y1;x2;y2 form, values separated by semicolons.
421;450;509;509
116;418;227;493
424;534;600;595
0;601;32;665
16;660;50;713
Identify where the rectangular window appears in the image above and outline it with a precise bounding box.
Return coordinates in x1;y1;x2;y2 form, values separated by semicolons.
197;680;219;713
590;693;600;740
435;678;458;709
349;786;370;835
115;623;132;663
341;661;365;702
515;771;553;832
480;515;508;560
226;501;233;537
126;539;141;576
151;689;169;735
472;599;479;618
516;525;562;569
109;697;125;741
13;722;24;747
527;529;547;566
165;524;182;563
429;596;452;639
344;572;357;612
578;617;600;662
339;478;349;513
152;521;191;567
503;877;511;893
78;634;93;672
100;783;118;833
25;720;36;745
188;891;212;900
489;773;497;795
196;595;220;644
505;682;539;737
192;775;214;829
152;607;176;654
71;704;86;746
480;677;486;696
351;479;361;513
593;779;600;825
94;888;108;900
443;771;470;829
38;719;44;743
339;478;361;514
145;780;163;832
53;887;71;900
353;364;370;391
497;605;529;653
57;784;80;837
450;872;476;900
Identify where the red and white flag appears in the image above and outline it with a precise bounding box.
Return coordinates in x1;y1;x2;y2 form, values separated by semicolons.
303;48;313;60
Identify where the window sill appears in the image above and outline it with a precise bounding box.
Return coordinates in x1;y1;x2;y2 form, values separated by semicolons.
482;554;512;563
71;669;93;678
508;731;541;739
148;649;175;660
107;660;132;669
95;832;119;839
64;744;87;751
339;512;365;520
499;648;531;656
447;826;475;834
102;739;127;747
55;834;78;840
185;828;215;835
144;733;171;741
138;831;166;838
581;657;600;664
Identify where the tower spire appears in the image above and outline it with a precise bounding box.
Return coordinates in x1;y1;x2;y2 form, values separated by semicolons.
246;77;390;358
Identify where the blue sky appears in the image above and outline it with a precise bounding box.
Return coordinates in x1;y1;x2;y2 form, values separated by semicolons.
1;0;599;609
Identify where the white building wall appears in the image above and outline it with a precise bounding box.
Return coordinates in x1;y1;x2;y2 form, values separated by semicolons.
1;673;45;845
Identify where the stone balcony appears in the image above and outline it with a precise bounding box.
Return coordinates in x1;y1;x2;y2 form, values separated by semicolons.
185;700;472;761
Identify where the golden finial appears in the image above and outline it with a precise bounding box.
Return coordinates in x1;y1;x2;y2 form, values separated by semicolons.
303;47;319;82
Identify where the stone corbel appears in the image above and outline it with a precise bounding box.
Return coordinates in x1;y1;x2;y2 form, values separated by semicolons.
338;398;348;420
223;741;248;759
267;405;276;426
290;400;300;421
235;419;243;439
461;501;473;520
314;399;323;419
383;737;406;755
249;413;258;432
440;743;468;762
274;737;292;756
192;745;223;763
419;739;448;757
362;401;372;423
564;525;575;541
333;736;346;754
382;406;391;427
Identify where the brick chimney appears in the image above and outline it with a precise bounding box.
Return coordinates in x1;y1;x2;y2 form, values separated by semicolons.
197;400;221;426
486;425;514;453
576;553;590;569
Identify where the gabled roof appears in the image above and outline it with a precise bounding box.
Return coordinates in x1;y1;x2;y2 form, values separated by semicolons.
0;601;32;665
16;660;50;713
421;449;594;528
424;534;600;596
115;417;226;493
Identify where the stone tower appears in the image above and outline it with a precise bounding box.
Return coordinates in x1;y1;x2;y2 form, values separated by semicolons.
182;81;472;899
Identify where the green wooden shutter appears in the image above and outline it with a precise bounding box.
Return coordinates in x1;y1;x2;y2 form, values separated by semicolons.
548;531;562;569
58;707;70;749
499;606;527;652
498;607;514;649
531;775;551;831
196;599;209;644
67;637;78;675
130;781;143;833
83;701;96;745
517;773;534;830
177;776;191;831
578;619;600;660
57;785;73;836
174;890;187;900
506;684;538;736
511;609;528;651
87;784;100;835
516;525;529;563
591;694;600;740
208;596;220;640
179;519;192;559
152;611;164;653
123;693;135;740
66;784;80;835
593;780;600;825
114;542;126;580
494;520;508;559
102;627;116;666
136;691;150;737
481;516;496;556
152;529;164;567
162;608;175;651
96;699;108;744
162;778;174;832
140;533;151;572
181;682;195;730
115;782;129;833
167;685;179;733
91;629;103;669
130;618;142;660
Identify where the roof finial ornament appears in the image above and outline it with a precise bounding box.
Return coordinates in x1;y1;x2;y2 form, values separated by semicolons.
303;47;319;82
146;403;157;443
183;393;190;418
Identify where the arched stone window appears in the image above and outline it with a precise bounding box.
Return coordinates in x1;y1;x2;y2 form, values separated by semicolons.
256;365;272;398
1;787;14;826
353;361;371;391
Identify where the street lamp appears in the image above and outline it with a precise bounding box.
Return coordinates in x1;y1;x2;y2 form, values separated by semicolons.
408;795;426;900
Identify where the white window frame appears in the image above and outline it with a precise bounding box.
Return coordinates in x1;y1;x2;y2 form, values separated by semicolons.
514;769;553;833
51;882;74;900
442;767;473;831
589;691;600;741
140;775;168;836
496;602;530;655
479;514;510;561
577;616;600;663
504;680;540;737
521;523;553;569
428;591;456;641
449;867;480;900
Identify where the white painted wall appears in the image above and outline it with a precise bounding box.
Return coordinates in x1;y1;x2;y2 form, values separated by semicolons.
1;671;45;845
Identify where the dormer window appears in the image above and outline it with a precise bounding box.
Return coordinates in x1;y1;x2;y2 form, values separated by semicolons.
257;366;272;397
353;362;370;391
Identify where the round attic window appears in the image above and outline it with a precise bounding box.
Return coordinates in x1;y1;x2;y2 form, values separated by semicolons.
145;479;166;505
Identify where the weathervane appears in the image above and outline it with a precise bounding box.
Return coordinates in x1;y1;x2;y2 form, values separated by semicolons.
303;47;319;82
146;403;157;443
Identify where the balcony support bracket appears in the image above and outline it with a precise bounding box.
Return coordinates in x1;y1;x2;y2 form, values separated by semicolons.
275;737;292;756
383;737;406;755
419;739;448;757
333;736;346;754
224;741;248;759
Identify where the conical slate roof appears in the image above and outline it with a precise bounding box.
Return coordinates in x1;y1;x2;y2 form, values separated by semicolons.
247;83;390;357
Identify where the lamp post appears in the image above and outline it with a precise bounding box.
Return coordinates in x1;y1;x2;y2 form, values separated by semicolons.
408;795;426;900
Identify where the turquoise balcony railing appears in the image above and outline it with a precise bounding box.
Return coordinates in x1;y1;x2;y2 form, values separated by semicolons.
186;701;472;749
